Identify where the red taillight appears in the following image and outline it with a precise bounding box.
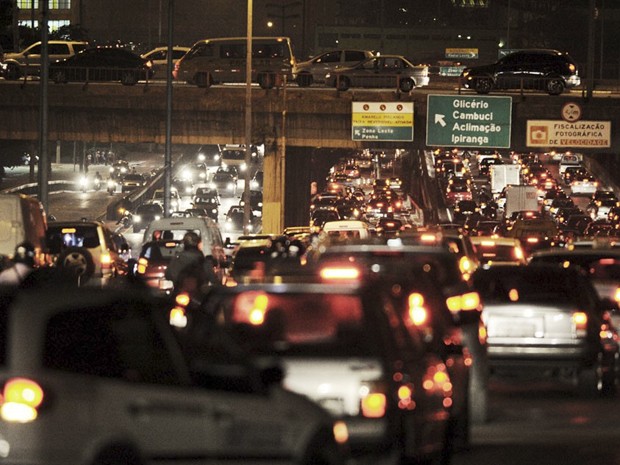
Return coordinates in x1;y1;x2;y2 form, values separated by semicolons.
137;257;148;274
1;378;44;423
573;311;588;336
361;392;387;418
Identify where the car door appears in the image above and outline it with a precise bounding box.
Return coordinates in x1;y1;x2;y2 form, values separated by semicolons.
494;53;523;89
312;50;342;81
353;57;381;87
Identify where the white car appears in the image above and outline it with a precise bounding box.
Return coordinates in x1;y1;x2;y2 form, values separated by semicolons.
0;285;348;465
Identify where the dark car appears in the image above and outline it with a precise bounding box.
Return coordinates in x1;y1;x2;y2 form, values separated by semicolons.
210;167;238;197
132;202;164;233
120;173;146;192
192;195;219;221
49;47;154;85
134;239;183;292
473;264;619;396
325;55;429;92
185;281;454;463
460;49;581;95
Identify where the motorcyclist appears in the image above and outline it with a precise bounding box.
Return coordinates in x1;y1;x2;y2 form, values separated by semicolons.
94;171;102;190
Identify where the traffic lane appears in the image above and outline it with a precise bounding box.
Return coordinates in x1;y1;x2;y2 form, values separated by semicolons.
453;376;620;465
47;188;119;222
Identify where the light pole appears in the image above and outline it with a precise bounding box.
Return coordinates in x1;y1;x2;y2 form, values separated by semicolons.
243;0;253;235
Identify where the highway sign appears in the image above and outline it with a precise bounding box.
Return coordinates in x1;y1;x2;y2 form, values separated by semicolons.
352;102;414;142
527;120;611;148
426;95;512;148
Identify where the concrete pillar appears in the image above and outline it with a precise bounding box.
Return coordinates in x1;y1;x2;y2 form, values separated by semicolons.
55;140;61;164
262;139;285;234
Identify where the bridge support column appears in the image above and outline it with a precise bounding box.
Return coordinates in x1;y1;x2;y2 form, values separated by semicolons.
262;140;285;234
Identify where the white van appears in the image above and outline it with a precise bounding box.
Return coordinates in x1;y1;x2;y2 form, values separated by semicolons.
143;217;226;270
321;220;371;240
0;194;47;266
174;36;296;89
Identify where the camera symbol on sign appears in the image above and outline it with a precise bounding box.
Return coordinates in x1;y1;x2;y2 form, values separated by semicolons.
530;126;548;144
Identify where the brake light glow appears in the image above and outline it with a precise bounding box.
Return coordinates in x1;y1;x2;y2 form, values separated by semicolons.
169;306;187;328
175;293;191;307
1;378;44;423
101;252;112;265
320;266;360;281
408;293;428;326
573;312;588;333
446;292;481;313
526;237;539;243
333;421;349;444
614;287;620;303
360;393;387;418
137;257;148;274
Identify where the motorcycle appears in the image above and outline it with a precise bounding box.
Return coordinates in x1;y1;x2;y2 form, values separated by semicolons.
93;176;102;191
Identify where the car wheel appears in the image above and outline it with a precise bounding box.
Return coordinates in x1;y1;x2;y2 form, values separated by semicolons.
195;72;212;88
474;77;493;94
121;71;138;86
57;246;95;285
5;63;21;80
546;77;565;95
336;76;350;91
52;70;67;84
577;353;607;397
399;77;415;92
258;72;275;89
296;73;313;87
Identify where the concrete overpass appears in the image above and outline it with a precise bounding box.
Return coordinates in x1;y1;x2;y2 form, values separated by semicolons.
1;82;620;231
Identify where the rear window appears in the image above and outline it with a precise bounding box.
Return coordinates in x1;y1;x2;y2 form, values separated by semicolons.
220;291;380;357
46;225;100;253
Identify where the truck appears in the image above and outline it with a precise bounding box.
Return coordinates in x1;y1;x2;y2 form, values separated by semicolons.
503;185;539;219
490;164;521;194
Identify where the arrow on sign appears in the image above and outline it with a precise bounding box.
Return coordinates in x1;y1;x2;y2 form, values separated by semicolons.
434;114;446;127
354;129;361;136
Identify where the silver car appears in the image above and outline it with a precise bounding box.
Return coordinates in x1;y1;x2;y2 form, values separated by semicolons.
294;49;374;87
325;55;430;92
473;264;619;397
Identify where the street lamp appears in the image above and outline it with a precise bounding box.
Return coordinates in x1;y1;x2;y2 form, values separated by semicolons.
266;1;300;36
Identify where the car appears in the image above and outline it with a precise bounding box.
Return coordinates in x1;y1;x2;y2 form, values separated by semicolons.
120;172;147;192
588;198;619;221
325;54;430;92
187;280;454;463
45;220;126;285
294;49;375;87
2;40;88;80
250;170;263;191
460;49;581;95
444;178;473;205
174;36;296;89
134;238;183;292
178;161;209;185
49;46;154;85
210;167;239;196
470;236;527;266
473;264;619;396
224;205;254;234
132;202;164;233
108;159;130;179
310;207;341;231
149;188;181;214
311;242;489;436
239;190;263;216
140;45;190;78
192;195;219;221
0;285;347;465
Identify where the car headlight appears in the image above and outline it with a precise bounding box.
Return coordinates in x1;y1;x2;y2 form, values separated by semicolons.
197;153;205;162
133;214;142;222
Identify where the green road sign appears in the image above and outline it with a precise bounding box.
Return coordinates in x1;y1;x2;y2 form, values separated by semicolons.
426;94;512;148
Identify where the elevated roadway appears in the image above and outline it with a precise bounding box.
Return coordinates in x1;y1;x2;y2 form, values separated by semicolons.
2;82;620;232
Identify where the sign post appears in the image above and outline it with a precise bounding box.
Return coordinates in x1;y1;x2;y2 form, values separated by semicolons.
352;102;414;142
426;94;512;148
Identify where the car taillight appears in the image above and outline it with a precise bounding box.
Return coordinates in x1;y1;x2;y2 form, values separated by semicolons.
137;257;148;274
169;306;187;328
101;251;112;266
1;378;44;423
407;292;428;326
359;383;387;418
446;291;481;313
572;311;588;336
